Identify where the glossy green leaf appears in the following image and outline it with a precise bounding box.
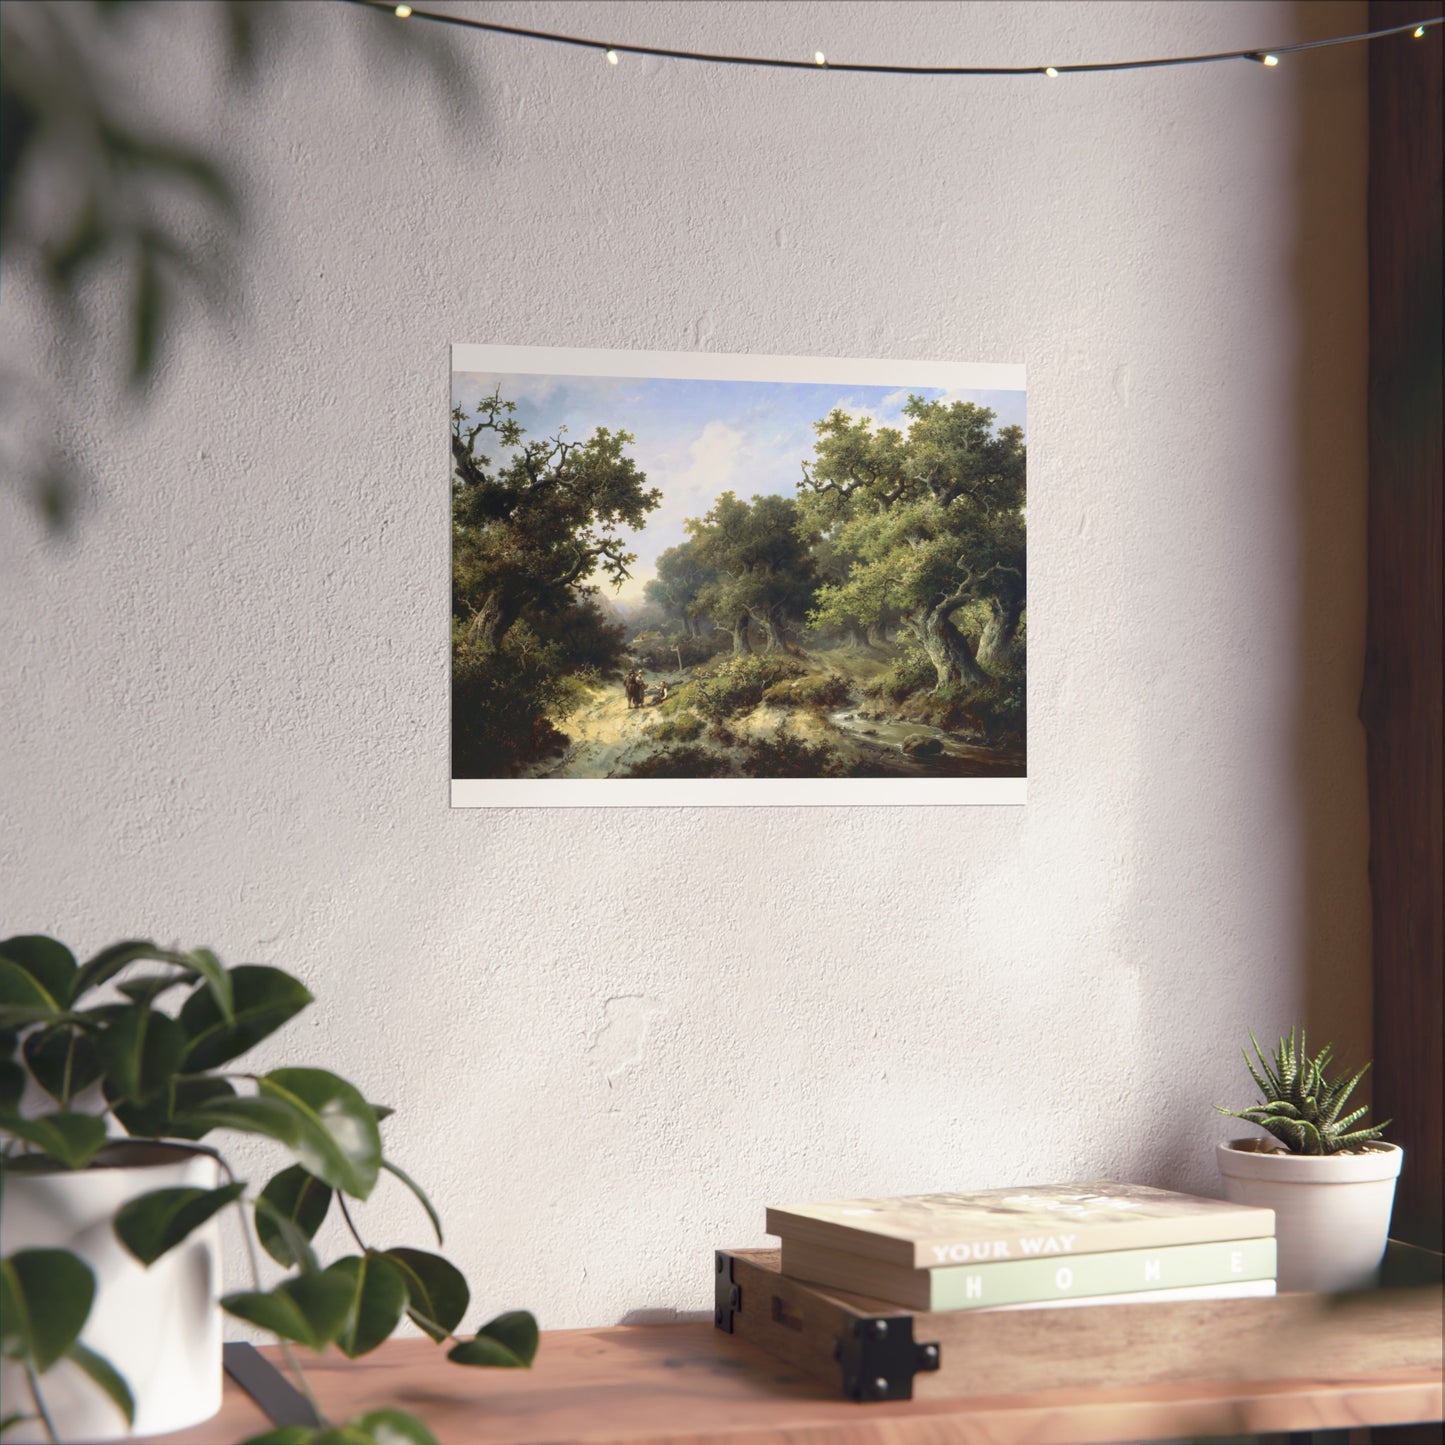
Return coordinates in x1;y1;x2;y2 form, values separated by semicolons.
0;961;60;1028
107;1074;237;1142
23;1027;101;1103
326;1253;407;1359
237;1430;314;1445
382;1248;468;1342
0;1249;95;1371
0;1059;25;1114
68;1341;135;1426
351;1409;440;1445
116;975;190;1007
151;1076;239;1141
171;1094;309;1156
113;1182;245;1265
380;1158;442;1246
256;1165;332;1268
478;1309;538;1365
252;1196;320;1277
180;948;233;1021
98;1006;187;1104
0;1112;108;1168
259;1070;381;1200
73;1003;130;1031
180;966;312;1071
309;1430;373;1445
447;1309;537;1369
222;1272;353;1351
177;1083;377;1200
0;938;76;1008
0;1413;36;1434
0;1263;23;1358
72;940;185;1000
369;1103;394;1122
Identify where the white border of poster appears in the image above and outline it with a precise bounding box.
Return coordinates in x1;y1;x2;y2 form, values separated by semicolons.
450;345;1026;807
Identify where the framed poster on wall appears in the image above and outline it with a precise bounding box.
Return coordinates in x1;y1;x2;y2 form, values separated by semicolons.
450;346;1026;806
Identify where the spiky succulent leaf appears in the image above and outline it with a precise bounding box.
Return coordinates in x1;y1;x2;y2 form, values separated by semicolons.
1333;1121;1392;1150
1276;1029;1298;1095
1330;1104;1370;1134
1242;1044;1273;1102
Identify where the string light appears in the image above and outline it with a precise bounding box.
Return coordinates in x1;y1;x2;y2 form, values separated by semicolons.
340;2;1443;78
605;49;619;65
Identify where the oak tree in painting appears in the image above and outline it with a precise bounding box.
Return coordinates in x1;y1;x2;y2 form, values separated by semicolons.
451;391;661;774
802;397;1026;689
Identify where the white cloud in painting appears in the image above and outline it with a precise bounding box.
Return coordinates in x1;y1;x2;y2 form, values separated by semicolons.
598;419;745;600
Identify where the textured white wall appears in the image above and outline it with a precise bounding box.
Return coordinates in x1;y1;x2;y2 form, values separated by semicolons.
0;1;1370;1330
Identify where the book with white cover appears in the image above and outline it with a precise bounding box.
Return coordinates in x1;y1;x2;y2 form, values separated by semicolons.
766;1180;1275;1269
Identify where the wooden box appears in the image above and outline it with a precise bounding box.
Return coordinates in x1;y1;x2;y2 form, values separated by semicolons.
715;1242;1445;1404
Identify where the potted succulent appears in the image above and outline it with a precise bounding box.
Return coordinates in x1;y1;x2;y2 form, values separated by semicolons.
0;934;537;1444
1215;1025;1402;1293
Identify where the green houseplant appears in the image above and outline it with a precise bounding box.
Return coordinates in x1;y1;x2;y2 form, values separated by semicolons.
0;934;537;1444
1215;1026;1402;1292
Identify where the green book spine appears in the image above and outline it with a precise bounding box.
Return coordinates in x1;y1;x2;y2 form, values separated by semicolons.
928;1236;1277;1309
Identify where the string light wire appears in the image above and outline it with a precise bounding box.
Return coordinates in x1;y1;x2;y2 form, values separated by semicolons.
347;2;1441;77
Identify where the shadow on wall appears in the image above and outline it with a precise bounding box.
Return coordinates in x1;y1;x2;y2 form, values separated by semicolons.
0;0;470;534
1134;0;1373;1197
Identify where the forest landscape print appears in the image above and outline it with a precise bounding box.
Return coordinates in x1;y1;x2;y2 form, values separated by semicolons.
450;347;1026;804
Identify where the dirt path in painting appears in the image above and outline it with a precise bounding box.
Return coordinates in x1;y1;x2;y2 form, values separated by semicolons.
520;674;663;778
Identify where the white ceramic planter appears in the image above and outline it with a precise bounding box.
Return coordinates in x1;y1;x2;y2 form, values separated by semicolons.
0;1141;224;1442
1216;1137;1403;1293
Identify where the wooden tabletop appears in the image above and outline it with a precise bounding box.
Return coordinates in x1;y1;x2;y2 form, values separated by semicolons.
150;1321;1443;1445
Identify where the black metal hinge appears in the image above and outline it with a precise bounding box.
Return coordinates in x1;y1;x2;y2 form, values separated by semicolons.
833;1313;941;1401
714;1250;742;1332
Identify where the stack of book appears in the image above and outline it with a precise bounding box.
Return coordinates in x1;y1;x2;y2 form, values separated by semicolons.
766;1181;1277;1312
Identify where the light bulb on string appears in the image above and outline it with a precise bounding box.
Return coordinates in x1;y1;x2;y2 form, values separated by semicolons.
1263;53;1279;66
605;48;619;65
814;51;826;67
1044;66;1059;78
1414;26;1426;38
394;3;411;15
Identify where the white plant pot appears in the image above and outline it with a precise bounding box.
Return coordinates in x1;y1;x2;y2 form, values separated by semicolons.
1216;1137;1403;1293
0;1141;224;1442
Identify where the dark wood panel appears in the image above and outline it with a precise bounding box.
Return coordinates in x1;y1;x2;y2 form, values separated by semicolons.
1364;0;1444;1306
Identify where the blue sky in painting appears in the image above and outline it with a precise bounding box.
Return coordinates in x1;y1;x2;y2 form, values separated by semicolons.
451;372;1026;600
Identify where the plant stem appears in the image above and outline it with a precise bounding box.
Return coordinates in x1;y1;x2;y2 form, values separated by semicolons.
218;1156;326;1427
337;1194;367;1253
24;1364;57;1444
60;1032;77;1109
